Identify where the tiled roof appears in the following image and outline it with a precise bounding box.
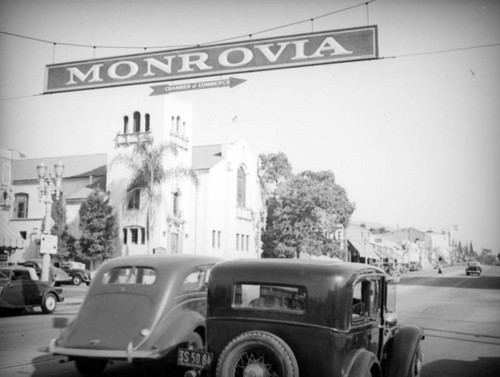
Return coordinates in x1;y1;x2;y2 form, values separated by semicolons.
192;144;225;171
13;154;107;181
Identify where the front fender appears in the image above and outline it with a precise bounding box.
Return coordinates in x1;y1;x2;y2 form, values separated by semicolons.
383;325;424;377
343;349;380;377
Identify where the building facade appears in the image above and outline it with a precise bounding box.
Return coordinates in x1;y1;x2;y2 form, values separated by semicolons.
1;96;263;264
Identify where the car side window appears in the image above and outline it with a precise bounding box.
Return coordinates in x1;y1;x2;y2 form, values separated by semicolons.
352;279;381;323
182;266;213;293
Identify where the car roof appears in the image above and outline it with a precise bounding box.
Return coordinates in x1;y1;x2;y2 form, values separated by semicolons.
210;259;385;289
1;266;33;272
98;254;223;272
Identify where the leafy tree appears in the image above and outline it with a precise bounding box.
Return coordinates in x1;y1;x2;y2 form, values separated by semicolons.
78;190;118;269
258;152;293;258
258;152;292;198
50;193;72;261
113;141;198;254
263;170;355;259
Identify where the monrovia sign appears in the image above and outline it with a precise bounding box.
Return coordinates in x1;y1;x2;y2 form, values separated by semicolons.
44;25;378;93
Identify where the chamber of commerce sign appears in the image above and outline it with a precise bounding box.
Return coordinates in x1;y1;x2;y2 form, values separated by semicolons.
44;25;378;93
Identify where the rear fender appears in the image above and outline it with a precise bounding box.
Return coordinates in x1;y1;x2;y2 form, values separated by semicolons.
344;349;380;377
382;325;424;377
155;310;205;355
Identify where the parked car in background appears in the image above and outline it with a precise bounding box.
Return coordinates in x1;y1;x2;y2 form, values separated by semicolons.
20;259;71;286
0;266;64;314
465;261;482;276
189;259;424;377
49;254;222;376
56;261;92;286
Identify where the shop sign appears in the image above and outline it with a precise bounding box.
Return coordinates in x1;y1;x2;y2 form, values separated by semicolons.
44;25;378;93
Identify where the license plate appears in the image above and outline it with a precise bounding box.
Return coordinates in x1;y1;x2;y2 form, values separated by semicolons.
177;348;213;369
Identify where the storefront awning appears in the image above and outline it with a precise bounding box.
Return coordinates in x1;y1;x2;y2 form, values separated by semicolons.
0;217;24;251
349;240;380;260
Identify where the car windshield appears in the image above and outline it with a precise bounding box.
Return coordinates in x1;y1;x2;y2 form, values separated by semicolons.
102;266;157;285
0;269;11;280
468;262;480;267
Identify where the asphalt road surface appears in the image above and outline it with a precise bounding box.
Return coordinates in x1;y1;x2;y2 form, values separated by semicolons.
0;265;499;376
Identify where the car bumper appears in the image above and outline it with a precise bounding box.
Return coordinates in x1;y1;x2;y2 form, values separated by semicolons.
48;339;162;363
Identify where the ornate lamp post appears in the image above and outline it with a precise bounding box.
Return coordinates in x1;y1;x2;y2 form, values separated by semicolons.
37;160;64;282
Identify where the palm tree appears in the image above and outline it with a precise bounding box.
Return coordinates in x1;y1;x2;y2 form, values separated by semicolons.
113;141;198;254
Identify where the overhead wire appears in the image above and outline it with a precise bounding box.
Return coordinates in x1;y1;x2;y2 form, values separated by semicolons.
0;1;375;51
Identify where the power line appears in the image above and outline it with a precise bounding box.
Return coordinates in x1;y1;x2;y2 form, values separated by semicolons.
383;42;500;59
0;1;375;50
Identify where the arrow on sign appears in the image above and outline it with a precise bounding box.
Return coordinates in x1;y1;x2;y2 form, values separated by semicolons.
150;77;246;96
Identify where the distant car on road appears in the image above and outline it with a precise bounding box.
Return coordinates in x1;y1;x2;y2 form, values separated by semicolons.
0;266;64;314
188;259;424;377
19;259;71;286
466;261;482;276
56;261;92;286
49;254;222;376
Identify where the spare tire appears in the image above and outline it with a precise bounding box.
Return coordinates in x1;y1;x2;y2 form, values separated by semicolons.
216;330;299;377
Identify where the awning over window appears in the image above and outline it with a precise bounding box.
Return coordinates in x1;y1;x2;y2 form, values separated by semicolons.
0;216;24;251
349;239;380;260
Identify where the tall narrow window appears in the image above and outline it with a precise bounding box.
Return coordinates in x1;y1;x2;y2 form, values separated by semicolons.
123;228;128;244
145;113;150;132
172;192;180;217
218;231;221;249
13;193;28;219
237;167;246;207
130;228;139;244
123;116;129;133
127;189;140;210
133;111;141;132
141;227;146;244
212;230;216;248
236;234;240;250
176;116;181;133
171;233;179;253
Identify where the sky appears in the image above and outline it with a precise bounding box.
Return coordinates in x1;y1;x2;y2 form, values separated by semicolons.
1;0;499;253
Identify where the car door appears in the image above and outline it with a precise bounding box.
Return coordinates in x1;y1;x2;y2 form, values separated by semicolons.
2;270;39;307
350;277;382;355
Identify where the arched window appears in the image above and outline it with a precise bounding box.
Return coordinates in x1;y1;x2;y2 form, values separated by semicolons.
237;167;246;208
14;193;29;219
133;111;141;133
145;113;150;132
172;191;180;217
127;189;140;210
123;116;129;133
171;116;175;131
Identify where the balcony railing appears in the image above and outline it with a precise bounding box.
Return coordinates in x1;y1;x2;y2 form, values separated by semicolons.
116;131;152;146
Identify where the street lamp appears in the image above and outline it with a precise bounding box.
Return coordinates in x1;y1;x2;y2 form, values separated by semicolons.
37;160;64;282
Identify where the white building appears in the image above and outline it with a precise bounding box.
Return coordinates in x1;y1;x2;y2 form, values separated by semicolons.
2;96;264;263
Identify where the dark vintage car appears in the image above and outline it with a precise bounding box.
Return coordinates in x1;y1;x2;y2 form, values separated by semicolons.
0;266;64;314
49;254;222;376
56;261;92;286
185;259;424;377
465;261;482;276
20;259;72;286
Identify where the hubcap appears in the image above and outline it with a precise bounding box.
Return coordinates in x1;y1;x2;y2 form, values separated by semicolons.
46;296;56;310
243;364;266;377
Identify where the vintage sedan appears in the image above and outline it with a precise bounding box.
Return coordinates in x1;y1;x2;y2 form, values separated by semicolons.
188;259;424;377
20;259;72;286
0;266;64;314
49;254;222;376
465;261;482;276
